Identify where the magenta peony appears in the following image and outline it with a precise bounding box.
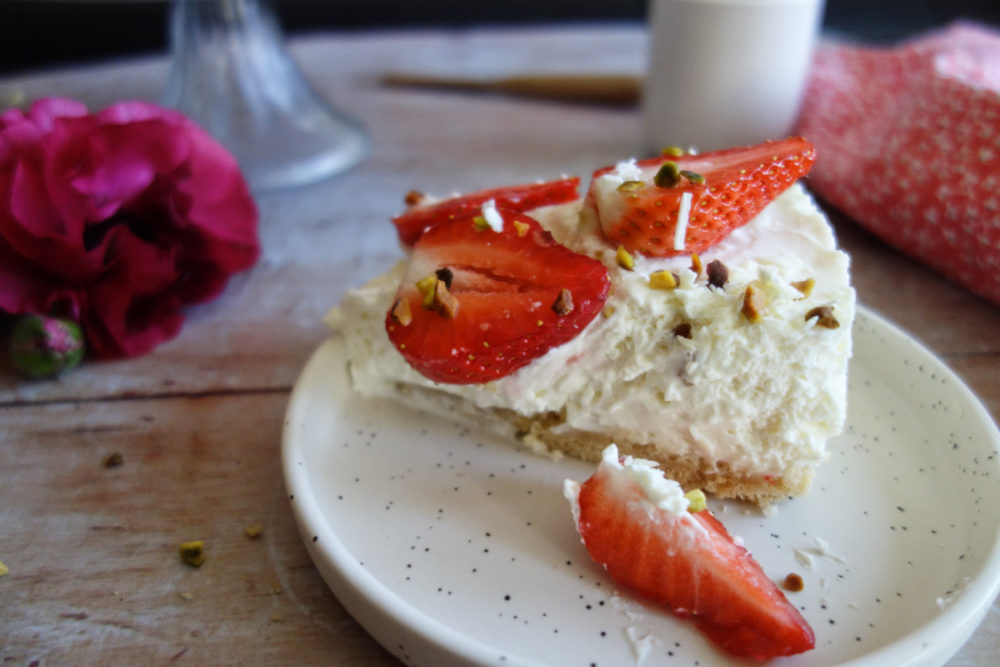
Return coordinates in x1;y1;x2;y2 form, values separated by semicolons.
0;98;259;359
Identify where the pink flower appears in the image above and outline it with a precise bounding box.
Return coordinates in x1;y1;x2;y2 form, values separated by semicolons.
0;98;259;359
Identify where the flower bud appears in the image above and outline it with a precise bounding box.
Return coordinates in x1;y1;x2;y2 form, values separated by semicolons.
9;315;84;378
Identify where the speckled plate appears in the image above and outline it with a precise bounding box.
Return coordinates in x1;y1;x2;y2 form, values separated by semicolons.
282;306;1000;666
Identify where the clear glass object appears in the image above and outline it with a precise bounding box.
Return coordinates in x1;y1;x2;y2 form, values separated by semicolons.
162;0;368;191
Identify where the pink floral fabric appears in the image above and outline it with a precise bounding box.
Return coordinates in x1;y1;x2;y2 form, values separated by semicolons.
796;23;1000;306
0;98;259;358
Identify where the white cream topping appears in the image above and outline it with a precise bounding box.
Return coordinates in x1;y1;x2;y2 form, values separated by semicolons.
612;159;643;182
332;184;855;480
600;444;690;515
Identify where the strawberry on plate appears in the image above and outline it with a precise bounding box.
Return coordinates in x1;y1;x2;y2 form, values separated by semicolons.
586;138;816;257
565;444;815;661
385;207;609;384
392;177;580;246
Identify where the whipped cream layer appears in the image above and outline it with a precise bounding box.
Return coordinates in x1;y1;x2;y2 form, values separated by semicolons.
330;184;855;481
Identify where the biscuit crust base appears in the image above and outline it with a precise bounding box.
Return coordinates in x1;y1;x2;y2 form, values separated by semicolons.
392;382;813;506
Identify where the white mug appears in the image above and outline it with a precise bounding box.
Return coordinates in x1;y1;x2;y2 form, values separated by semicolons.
641;0;825;154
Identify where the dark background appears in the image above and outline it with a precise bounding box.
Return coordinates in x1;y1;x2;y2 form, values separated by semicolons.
2;0;1000;76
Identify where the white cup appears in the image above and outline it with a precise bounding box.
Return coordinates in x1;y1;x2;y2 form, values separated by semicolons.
642;0;825;154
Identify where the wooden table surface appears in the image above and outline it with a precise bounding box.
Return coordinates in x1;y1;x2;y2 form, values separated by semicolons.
1;26;998;665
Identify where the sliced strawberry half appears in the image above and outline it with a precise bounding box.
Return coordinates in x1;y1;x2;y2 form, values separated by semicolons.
566;446;815;661
586;138;816;257
392;177;580;246
385;209;609;384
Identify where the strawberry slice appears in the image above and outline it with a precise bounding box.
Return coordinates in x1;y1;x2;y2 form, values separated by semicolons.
566;445;815;661
385;208;609;384
586;138;816;257
392;177;580;246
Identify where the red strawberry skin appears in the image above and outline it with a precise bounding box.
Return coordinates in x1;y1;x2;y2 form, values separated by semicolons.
385;210;609;384
588;138;815;257
570;453;815;660
392;177;580;246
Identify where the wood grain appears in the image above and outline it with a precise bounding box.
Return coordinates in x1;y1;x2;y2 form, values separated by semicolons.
0;393;395;664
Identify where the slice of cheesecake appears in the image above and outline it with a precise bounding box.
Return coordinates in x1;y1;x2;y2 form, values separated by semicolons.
328;139;855;504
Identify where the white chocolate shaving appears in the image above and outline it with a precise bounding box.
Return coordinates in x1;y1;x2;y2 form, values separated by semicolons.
481;199;504;232
673;191;693;251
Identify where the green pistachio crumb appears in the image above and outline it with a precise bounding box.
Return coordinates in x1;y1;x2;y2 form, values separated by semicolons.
648;270;678;290
680;170;705;184
616;180;646;193
615;245;635;270
179;541;206;568
684;489;707;513
653;161;682;187
415;274;437;308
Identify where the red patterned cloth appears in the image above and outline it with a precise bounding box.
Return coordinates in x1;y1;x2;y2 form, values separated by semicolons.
796;23;1000;305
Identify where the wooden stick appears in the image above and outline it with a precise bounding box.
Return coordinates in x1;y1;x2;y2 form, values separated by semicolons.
381;72;641;106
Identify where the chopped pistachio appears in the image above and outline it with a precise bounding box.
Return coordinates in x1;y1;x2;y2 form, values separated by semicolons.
690;252;703;277
662;146;686;157
805;306;839;329
653;161;681;187
244;524;263;539
616;180;646;193
416;274;437;308
513;220;530;237
404;189;425;206
742;284;766;323
684;489;707;513
783;573;805;592
551;289;574;316
706;259;729;288
792;278;815;298
0;559;8;576
680;170;705;184
615;245;635;270
434;267;454;288
433;280;459;319
390;298;413;326
649;270;678;290
601;305;616;318
672;322;693;339
472;216;490;232
179;541;206;568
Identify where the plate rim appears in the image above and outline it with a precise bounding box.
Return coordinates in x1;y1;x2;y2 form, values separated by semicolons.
837;307;1000;667
282;304;1000;666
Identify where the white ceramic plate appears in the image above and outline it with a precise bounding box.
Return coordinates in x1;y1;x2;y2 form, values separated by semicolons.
282;306;1000;666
